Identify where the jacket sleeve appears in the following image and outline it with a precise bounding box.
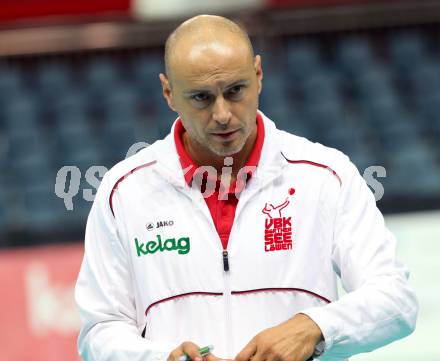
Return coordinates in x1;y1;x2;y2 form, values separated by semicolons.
75;174;174;361
301;161;419;361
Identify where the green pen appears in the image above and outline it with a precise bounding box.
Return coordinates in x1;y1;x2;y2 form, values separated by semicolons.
179;345;214;361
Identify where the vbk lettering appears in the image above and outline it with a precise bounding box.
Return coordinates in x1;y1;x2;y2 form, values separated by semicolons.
264;216;293;252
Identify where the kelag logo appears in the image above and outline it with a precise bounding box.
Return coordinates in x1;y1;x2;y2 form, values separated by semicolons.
134;235;190;256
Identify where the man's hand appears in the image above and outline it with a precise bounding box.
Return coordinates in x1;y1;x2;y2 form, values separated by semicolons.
167;341;229;361
234;313;323;361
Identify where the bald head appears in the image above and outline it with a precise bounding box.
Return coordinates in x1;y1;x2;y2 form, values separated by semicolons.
159;15;263;160
164;15;254;80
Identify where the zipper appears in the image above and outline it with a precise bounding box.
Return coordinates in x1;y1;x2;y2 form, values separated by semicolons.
222;250;229;271
222;249;233;357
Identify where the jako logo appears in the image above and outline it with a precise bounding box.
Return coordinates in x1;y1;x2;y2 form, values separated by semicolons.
157;220;174;228
146;223;154;231
146;220;174;231
135;235;190;256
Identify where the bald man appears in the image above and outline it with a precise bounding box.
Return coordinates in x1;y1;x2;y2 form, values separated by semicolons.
75;15;418;361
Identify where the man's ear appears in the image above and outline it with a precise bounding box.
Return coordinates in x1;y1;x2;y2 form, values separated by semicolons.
159;73;176;112
254;55;263;95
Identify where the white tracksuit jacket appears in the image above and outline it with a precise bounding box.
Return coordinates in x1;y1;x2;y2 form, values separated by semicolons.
75;112;418;361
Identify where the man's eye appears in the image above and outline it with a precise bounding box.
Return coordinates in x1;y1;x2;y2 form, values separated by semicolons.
229;85;243;95
192;93;209;102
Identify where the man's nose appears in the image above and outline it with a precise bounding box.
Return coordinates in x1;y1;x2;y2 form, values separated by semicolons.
212;96;232;125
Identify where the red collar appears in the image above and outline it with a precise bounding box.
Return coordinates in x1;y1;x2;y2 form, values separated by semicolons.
174;112;265;187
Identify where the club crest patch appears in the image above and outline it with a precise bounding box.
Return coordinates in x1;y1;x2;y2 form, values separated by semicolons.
262;188;295;252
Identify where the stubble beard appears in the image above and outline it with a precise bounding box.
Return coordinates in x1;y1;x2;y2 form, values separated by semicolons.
185;115;255;157
206;128;250;157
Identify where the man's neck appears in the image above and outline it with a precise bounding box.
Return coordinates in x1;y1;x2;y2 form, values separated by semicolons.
182;126;258;182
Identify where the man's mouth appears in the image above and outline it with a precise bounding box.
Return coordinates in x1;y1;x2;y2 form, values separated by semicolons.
211;129;239;141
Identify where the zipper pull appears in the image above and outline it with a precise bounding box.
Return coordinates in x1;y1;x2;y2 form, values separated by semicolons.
222;250;229;272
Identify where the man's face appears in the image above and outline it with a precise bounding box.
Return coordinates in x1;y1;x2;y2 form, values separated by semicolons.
160;40;263;157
